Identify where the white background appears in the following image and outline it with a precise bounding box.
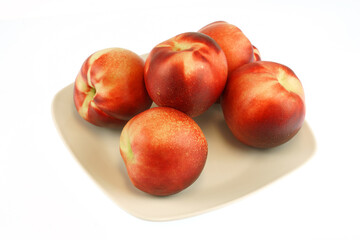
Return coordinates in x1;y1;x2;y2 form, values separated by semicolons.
1;0;360;239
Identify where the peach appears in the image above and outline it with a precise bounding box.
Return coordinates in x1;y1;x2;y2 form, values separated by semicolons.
221;61;305;148
73;48;152;127
144;32;228;118
119;107;208;196
198;21;254;74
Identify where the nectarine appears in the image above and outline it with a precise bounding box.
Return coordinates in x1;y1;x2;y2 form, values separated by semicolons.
144;32;228;118
199;21;254;74
73;48;152;127
221;61;305;148
119;107;208;196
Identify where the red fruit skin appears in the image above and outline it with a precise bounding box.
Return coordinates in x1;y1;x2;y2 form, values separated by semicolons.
252;45;261;61
221;61;306;148
144;32;228;118
199;21;254;74
73;48;152;127
119;107;208;196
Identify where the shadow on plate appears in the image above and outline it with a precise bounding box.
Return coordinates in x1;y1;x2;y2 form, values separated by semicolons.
52;84;316;221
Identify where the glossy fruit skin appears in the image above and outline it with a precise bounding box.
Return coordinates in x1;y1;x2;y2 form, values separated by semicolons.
144;32;228;118
199;21;254;74
74;48;152;127
221;61;305;148
119;107;208;196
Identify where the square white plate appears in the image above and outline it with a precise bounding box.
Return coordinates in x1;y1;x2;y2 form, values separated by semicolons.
52;74;315;222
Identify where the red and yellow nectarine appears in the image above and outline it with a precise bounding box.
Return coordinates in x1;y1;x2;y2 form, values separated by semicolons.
221;61;305;148
119;107;208;196
144;32;228;118
199;21;254;74
73;48;152;127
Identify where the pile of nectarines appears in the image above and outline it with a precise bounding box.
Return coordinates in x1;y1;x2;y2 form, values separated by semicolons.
73;21;305;196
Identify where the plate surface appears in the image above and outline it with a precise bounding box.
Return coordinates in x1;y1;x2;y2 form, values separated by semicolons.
52;81;315;221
